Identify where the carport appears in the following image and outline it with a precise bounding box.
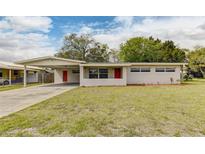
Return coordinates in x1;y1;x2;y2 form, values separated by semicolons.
16;56;85;87
0;61;42;85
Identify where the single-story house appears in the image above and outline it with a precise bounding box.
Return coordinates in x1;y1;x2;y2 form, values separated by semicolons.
16;56;186;87
0;60;43;85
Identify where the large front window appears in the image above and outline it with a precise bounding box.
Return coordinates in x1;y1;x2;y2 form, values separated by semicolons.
89;68;108;79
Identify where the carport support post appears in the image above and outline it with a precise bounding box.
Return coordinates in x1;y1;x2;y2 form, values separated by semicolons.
24;65;27;87
80;66;84;86
9;69;11;85
42;71;44;84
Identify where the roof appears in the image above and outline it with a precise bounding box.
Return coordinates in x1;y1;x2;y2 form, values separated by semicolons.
0;61;43;70
16;56;86;65
14;56;187;68
80;62;187;67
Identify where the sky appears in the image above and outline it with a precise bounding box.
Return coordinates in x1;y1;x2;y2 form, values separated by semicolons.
1;16;205;61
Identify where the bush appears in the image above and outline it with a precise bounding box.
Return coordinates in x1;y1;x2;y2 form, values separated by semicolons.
183;74;193;81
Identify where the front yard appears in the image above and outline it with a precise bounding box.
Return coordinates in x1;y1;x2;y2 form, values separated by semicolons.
0;79;205;136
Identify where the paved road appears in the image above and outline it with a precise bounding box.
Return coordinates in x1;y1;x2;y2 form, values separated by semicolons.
0;84;78;117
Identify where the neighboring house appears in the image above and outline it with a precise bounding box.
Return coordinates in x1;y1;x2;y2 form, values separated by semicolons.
0;61;43;85
16;56;186;87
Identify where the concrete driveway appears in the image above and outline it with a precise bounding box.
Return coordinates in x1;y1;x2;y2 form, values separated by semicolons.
0;83;78;117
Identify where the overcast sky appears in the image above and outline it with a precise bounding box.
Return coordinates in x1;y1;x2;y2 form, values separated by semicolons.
1;16;205;61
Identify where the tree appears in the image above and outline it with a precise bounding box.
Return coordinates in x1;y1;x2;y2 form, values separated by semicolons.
119;37;186;62
109;49;120;62
55;33;109;62
188;47;205;78
119;37;161;62
86;43;109;62
161;40;186;62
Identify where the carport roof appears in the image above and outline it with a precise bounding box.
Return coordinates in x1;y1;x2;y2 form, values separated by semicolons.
16;56;86;64
15;56;86;68
0;60;43;70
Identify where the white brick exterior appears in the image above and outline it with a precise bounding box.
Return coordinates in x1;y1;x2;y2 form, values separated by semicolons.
127;66;181;85
54;65;182;86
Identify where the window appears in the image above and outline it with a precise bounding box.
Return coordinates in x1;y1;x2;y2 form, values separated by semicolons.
155;68;165;72
89;68;98;79
14;70;18;76
155;67;175;72
0;70;2;78
166;68;175;72
130;68;140;72
72;69;80;74
130;67;151;72
141;68;151;72
99;68;108;78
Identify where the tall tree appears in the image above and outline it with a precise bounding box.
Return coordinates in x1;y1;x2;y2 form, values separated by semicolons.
109;49;120;62
188;47;205;78
55;33;109;62
161;40;186;62
119;37;186;62
86;43;109;62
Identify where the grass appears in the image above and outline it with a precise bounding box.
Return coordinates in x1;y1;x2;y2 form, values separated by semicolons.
1;79;205;136
0;83;42;92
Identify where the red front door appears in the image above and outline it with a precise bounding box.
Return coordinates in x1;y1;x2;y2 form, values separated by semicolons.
114;68;121;79
63;70;68;82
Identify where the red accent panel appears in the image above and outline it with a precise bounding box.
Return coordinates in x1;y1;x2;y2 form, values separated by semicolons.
114;68;121;79
63;71;68;82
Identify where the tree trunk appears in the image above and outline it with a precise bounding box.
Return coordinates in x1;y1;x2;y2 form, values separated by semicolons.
199;67;205;78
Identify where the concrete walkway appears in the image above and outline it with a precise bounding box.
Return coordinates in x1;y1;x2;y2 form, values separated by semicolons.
0;84;78;117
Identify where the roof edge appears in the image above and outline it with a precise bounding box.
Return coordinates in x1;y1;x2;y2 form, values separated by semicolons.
15;56;86;64
80;62;187;67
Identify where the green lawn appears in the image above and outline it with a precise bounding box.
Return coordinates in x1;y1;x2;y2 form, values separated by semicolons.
0;83;42;92
1;79;205;137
